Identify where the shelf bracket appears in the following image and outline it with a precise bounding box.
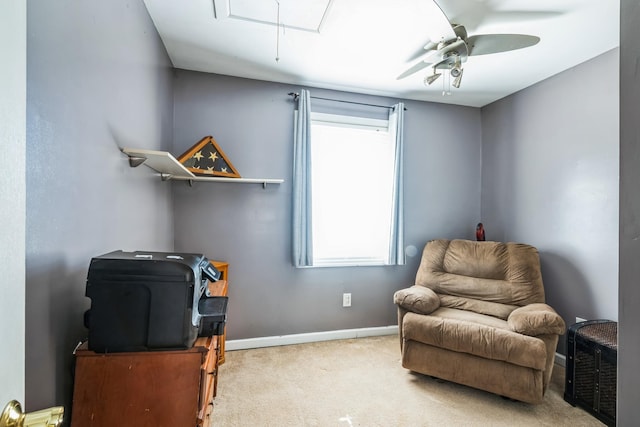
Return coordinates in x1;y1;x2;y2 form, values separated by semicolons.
160;173;173;181
128;156;147;168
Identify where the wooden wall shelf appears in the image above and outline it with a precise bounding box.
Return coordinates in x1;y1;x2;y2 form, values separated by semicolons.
122;148;284;187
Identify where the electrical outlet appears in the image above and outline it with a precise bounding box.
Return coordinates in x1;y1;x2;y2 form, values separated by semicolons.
343;293;351;307
576;316;587;323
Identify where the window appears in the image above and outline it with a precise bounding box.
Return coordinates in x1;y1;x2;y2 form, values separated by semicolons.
309;112;396;266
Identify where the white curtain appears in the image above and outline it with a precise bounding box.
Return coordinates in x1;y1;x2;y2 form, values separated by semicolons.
292;89;313;267
388;102;405;265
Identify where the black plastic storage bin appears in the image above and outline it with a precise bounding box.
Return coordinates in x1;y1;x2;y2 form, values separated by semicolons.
564;320;617;427
197;296;229;337
84;250;220;353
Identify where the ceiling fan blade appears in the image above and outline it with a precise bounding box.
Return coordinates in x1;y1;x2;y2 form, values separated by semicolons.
396;60;431;80
397;46;445;80
405;41;439;64
423;40;439;52
425;0;457;43
467;34;540;56
439;0;563;32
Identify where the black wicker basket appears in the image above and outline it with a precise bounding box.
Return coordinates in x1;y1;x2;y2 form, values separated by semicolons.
564;320;617;427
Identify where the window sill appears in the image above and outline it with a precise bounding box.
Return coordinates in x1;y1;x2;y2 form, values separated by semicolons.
306;259;391;268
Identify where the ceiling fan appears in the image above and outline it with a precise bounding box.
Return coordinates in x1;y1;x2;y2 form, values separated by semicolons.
397;0;541;90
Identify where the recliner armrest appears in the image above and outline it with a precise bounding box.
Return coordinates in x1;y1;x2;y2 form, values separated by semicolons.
507;303;566;336
394;286;440;315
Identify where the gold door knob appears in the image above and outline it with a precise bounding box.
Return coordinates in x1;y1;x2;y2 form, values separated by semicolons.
0;401;63;427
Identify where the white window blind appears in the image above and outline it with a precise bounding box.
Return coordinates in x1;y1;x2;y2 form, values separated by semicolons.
310;112;395;266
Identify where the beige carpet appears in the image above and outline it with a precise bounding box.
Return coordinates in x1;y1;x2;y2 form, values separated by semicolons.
213;335;605;426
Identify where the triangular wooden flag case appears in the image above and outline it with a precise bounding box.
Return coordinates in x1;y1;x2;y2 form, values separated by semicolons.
177;136;241;178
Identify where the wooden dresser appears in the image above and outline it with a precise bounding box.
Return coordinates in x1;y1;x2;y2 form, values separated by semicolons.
210;261;228;365
71;260;229;427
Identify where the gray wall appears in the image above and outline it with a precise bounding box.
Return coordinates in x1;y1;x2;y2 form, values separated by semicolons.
25;0;174;412
481;49;619;354
619;0;640;424
1;1;26;405
171;71;482;340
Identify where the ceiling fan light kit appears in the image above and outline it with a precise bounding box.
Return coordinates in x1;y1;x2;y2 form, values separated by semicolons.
452;69;463;88
424;72;441;86
399;0;540;95
450;57;462;78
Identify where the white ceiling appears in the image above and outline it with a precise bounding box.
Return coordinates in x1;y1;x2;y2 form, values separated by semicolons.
143;0;619;108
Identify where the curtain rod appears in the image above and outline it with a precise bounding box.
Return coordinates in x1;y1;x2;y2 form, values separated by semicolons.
288;92;407;111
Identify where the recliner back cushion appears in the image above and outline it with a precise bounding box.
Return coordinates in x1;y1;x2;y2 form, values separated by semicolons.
415;239;545;306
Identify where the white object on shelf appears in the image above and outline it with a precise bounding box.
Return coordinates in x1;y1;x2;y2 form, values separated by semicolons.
123;148;195;179
122;147;284;186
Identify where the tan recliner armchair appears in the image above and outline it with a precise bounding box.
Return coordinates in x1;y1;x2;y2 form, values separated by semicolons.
394;239;565;404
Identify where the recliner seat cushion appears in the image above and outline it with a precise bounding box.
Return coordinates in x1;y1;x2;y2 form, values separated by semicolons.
438;294;518;320
402;309;547;371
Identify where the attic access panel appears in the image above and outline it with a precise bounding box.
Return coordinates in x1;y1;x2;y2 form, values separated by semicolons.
177;136;241;178
225;0;334;33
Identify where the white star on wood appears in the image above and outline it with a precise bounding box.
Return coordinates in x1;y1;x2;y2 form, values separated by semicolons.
209;151;219;161
193;151;204;161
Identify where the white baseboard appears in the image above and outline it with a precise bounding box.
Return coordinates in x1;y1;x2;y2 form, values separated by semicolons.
555;352;566;367
226;325;399;351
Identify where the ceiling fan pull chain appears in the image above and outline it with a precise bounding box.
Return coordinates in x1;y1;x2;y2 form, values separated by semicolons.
275;0;280;62
443;69;451;96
